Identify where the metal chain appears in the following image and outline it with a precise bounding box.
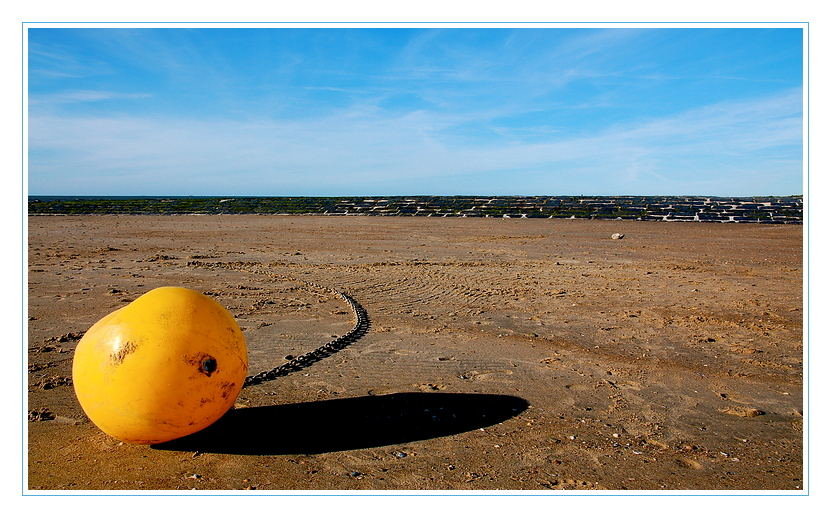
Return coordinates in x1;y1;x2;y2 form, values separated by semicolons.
242;280;370;387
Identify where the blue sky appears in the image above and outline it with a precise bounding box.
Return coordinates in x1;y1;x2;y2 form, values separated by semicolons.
26;27;804;196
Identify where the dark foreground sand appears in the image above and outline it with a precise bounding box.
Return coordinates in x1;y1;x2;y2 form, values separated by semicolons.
27;215;803;491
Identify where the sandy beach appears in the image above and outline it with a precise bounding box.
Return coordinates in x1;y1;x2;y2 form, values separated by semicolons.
27;215;803;491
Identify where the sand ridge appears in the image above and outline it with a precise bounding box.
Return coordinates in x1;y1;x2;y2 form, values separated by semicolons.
27;215;802;490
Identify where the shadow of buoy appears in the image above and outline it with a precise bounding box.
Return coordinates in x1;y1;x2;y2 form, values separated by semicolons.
153;392;529;455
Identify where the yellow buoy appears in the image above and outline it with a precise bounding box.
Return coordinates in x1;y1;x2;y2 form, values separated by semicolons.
72;287;248;444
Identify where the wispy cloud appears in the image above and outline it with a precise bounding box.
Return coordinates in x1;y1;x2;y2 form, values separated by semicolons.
28;88;802;196
29;90;152;106
28;42;112;81
26;28;803;196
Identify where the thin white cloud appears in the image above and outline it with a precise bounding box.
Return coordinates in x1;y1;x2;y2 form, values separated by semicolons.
27;88;802;196
27;41;113;80
29;90;152;105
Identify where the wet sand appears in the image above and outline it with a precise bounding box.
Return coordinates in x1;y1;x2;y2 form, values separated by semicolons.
27;215;803;491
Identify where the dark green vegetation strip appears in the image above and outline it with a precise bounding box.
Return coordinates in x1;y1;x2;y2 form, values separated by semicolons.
28;195;803;223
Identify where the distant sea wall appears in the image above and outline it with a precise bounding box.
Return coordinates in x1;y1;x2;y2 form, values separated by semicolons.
28;195;803;223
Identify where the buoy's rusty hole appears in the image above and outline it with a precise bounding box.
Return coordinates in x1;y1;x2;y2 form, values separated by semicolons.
201;357;217;376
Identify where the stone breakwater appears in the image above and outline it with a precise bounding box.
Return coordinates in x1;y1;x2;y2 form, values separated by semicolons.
28;195;803;223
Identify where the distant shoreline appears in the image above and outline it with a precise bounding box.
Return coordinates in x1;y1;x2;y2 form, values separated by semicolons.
27;195;803;223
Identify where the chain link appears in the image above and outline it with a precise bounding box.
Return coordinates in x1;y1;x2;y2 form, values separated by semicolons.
242;280;370;387
183;261;370;387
